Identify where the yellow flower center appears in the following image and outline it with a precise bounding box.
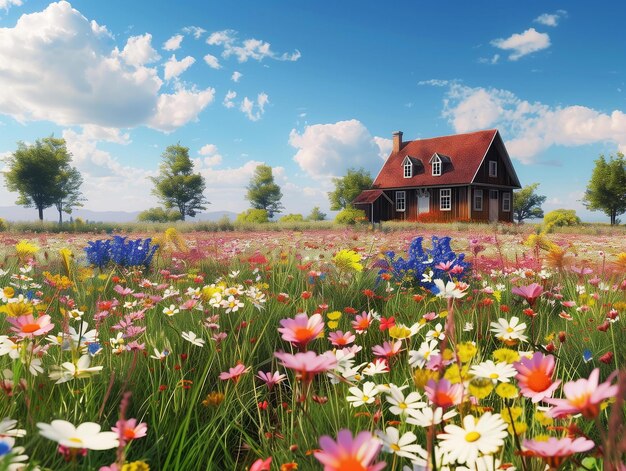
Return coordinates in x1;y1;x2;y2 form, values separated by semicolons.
489;373;499;379
506;327;514;333
68;437;83;444
362;395;369;402
465;431;481;442
399;402;407;409
391;444;401;452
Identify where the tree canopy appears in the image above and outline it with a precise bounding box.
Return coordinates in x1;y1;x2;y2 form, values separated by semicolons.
246;164;283;218
513;183;546;224
150;144;209;221
307;206;327;221
583;153;626;225
4;137;84;221
328;168;373;211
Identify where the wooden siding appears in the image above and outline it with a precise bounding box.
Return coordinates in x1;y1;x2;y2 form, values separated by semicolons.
470;187;514;223
473;144;517;187
376;187;470;222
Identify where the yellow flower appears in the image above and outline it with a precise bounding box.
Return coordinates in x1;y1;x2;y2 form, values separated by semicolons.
2;287;15;300
413;368;438;390
501;406;523;424
202;392;225;407
492;348;520;364
456;342;478;363
508;421;527;436
15;240;39;259
327;311;342;320
328;321;339;329
43;272;73;290
534;411;553;427
444;363;470;384
613;252;626;272
201;286;222;301
495;383;519;399
492;290;502;303
59;248;73;278
333;250;363;273
438;310;448;318
0;301;33;317
389;324;411;339
469;377;494;399
121;461;150;471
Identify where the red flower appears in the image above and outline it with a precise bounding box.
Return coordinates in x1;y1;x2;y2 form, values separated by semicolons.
301;291;312;300
343;307;358;315
379;316;395;331
599;352;614;364
412;294;424;302
597;321;610;332
362;289;375;298
523;308;536;318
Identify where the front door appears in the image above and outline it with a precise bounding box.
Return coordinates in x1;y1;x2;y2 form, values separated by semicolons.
489;190;498;222
417;189;430;215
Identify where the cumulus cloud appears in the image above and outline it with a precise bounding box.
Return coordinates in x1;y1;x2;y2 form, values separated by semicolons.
240;93;269;121
0;0;21;11
491;28;550;60
163;34;183;51
182;26;206;39
148;85;215;132
206;29;300;63
197;143;223;166
0;2;216;133
534;10;567;27
164;54;196;80
289;119;390;179
203;53;221;69
223;90;237;109
443;83;626;163
231;71;243;82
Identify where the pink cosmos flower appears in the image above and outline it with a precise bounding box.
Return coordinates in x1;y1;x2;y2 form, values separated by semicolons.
544;368;618;419
511;283;543;306
314;429;386;471
256;371;287;390
424;378;464;409
278;312;324;348
7;314;54;338
250;457;272;471
112;418;147;445
352;312;373;334
523;436;595;469
274;351;337;383
328;330;356;347
514;351;561;403
372;340;402;358
219;363;251;383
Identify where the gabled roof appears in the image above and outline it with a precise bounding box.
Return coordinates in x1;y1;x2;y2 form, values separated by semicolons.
373;129;513;189
352;189;392;205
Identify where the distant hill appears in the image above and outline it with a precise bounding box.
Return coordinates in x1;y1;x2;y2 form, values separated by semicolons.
0;206;237;223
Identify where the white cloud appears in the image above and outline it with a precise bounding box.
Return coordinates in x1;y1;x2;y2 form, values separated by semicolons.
163;34;183;51
534;10;567;27
478;54;499;65
491;28;550;60
148;86;215;132
0;0;22;12
203;53;221;69
240;93;269;121
164;54;196;80
80;124;130;144
120;33;161;67
443;83;626;163
223;90;237;109
231;71;243;82
197;144;222;166
182;26;206;39
418;79;450;87
289;119;389;179
373;136;392;160
206;29;300;63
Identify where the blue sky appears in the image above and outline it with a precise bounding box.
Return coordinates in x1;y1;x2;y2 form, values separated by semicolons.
0;0;625;221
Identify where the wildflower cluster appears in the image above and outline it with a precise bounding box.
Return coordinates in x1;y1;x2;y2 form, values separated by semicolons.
84;237;158;268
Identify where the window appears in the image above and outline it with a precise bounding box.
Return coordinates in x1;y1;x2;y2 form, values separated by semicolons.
396;191;406;212
473;189;483;211
489;161;498;177
432;159;441;176
502;192;511;212
440;189;451;211
403;160;412;178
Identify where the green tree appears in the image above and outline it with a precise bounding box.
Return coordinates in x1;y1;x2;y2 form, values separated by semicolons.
54;166;85;225
583;153;626;225
279;213;304;223
4;137;80;221
137;207;182;223
307;206;327;221
335;206;367;225
150;144;209;221
328;168;373;211
236;208;269;223
544;209;581;228
513;183;546;223
246;164;283;218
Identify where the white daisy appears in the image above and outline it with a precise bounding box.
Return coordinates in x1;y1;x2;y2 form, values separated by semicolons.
37;420;118;450
469;360;517;383
377;427;426;462
346;381;379;407
386;384;426;416
362;358;389;376
437;412;508;466
162;304;180;316
490;316;528;344
182;331;205;347
48;355;103;384
406;406;457;427
425;323;445;342
434;279;468;299
408;339;439;368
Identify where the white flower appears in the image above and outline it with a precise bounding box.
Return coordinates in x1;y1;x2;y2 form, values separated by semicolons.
222;295;244;313
463;322;474;332
362;358;389;376
228;270;240;278
377;426;426;462
437;412;508;466
490;317;528;344
0;436;29;470
386;384;426;416
150;347;169;360
433;279;467;299
421;270;433;283
406;407;458;427
162;304;180;317
425;323;445;342
0;336;20;359
346;381;379;407
208;293;222;308
37;420;118;450
48;355;103;384
408;340;440;368
67;309;84;320
469;360;517;383
181;331;205;347
0;418;26;437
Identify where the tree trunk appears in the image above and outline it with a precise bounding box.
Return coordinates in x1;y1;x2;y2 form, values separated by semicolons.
38;206;44;221
58;208;63;225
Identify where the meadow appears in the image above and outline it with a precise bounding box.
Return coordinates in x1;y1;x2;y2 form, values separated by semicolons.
0;224;624;470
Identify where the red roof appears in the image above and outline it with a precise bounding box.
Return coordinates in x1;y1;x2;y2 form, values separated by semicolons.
353;189;385;204
373;129;498;189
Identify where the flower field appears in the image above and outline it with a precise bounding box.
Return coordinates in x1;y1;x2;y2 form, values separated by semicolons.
0;227;625;470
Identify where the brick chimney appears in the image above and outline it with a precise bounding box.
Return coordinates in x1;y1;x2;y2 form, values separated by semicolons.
392;131;403;153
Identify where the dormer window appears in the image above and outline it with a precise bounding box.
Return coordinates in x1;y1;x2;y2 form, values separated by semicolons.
402;156;413;178
489;161;498;177
432;156;442;176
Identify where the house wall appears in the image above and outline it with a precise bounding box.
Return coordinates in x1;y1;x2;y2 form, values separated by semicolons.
473;144;517;186
470;186;514;223
380;187;471;222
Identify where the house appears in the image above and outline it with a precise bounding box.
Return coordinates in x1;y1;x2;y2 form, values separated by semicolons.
353;129;521;223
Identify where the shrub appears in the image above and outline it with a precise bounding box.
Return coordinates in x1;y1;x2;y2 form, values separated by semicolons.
544;209;581;228
137;207;182;223
236;209;269;224
335;206;367;225
0;218;7;232
279;213;304;223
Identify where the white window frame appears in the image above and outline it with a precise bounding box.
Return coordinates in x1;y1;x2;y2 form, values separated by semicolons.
403;161;412;178
489;161;498;178
502;192;511;212
440;188;451;211
473;189;483;211
396;191;406;212
432;157;442;176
